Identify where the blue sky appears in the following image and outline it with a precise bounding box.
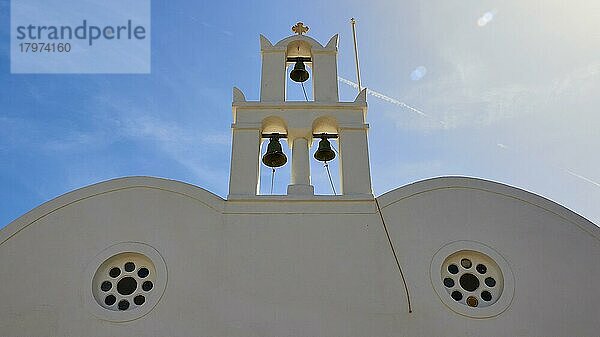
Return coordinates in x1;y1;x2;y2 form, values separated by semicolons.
1;0;599;227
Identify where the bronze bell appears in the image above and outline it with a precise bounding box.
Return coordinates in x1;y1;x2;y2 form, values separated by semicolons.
314;138;336;162
262;138;287;168
290;60;309;83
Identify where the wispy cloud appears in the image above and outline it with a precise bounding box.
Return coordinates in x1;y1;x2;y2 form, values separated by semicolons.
3;95;231;186
120;115;229;147
551;61;600;95
114;112;230;182
42;130;115;152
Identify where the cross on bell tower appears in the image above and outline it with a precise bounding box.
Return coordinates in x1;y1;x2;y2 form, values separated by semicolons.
228;23;373;199
291;22;309;35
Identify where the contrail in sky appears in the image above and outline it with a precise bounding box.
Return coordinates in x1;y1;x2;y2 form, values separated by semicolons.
497;144;600;189
339;76;600;190
565;170;600;188
337;76;430;118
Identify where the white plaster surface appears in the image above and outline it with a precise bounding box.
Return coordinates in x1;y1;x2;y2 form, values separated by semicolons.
1;176;598;336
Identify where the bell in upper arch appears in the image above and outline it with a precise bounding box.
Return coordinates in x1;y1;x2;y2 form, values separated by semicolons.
314;137;336;162
290;60;310;83
262;137;288;168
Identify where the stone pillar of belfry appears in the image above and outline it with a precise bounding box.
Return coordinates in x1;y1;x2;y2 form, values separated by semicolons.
287;137;314;195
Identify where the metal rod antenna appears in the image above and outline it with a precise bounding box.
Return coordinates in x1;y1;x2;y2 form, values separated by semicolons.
350;18;362;93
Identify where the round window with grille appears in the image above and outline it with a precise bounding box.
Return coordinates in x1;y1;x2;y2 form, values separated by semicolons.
84;242;167;322
441;251;503;308
92;252;155;312
431;241;514;318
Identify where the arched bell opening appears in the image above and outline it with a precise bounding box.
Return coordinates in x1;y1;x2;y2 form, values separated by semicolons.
310;138;340;195
261;116;288;135
312;116;338;135
259;116;291;195
311;116;340;195
259;137;291;195
285;62;313;101
285;40;313;102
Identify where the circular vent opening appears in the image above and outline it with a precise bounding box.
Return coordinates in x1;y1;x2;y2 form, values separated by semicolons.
92;252;156;312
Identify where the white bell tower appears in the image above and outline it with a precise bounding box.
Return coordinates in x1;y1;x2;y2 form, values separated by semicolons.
228;23;373;199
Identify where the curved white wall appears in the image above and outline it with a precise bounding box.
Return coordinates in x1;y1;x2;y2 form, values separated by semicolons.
0;176;598;336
